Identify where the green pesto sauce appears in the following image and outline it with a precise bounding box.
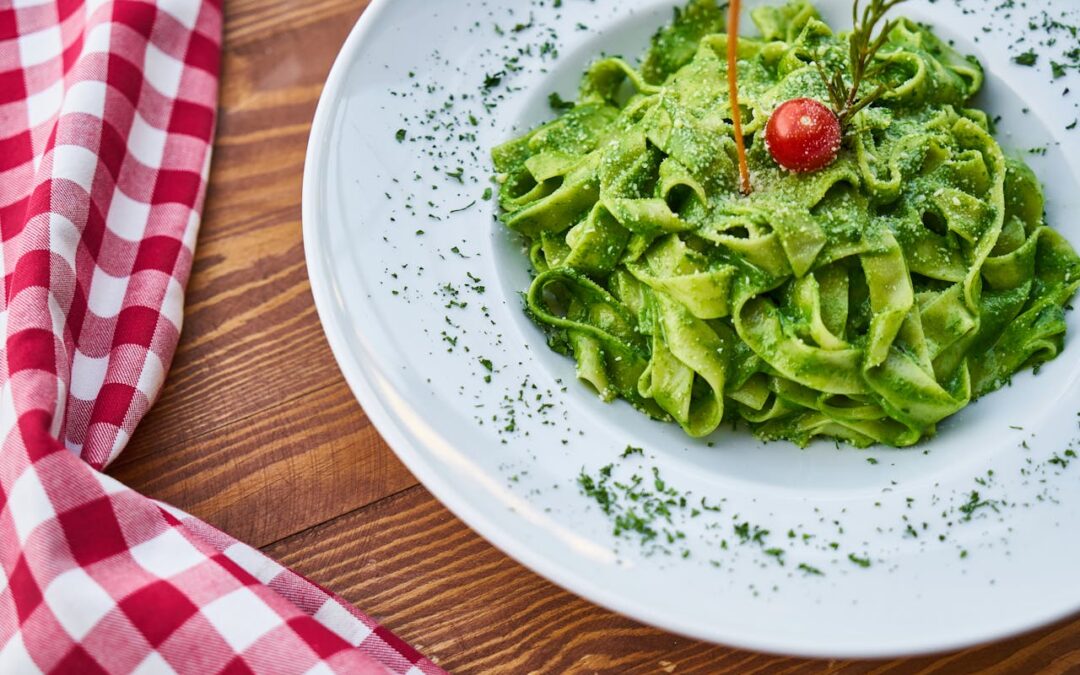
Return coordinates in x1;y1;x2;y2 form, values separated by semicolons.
493;0;1080;447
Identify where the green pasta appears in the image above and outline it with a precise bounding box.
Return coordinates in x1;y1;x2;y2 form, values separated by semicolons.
492;0;1080;447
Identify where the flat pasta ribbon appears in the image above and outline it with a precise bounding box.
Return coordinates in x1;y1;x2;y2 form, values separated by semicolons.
494;0;1080;447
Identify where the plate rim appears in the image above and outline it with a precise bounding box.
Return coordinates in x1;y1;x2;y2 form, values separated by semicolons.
301;0;1080;658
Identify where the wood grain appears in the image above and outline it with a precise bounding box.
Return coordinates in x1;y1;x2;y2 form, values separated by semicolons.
111;380;416;548
110;0;1080;671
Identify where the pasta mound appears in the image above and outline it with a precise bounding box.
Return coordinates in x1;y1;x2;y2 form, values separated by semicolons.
492;0;1080;447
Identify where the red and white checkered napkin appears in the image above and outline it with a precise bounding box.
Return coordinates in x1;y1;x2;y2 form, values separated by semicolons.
0;2;443;673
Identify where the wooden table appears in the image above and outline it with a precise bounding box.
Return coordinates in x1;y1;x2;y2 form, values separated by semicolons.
108;1;1080;672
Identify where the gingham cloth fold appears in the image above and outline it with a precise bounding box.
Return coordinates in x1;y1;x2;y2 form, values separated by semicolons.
0;2;443;673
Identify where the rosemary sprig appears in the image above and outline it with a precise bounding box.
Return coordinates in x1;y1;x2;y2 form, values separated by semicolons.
816;0;909;127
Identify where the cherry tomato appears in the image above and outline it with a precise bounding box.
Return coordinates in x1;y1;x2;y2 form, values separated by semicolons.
764;98;842;173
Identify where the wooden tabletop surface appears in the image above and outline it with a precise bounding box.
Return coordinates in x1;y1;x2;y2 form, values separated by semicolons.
108;1;1080;672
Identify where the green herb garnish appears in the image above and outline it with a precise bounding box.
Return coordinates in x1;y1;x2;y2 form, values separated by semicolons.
959;490;998;521
848;553;871;568
816;0;909;127
548;92;575;111
1013;49;1038;66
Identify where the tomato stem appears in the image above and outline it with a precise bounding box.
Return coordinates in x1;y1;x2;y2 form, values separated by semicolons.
727;0;752;195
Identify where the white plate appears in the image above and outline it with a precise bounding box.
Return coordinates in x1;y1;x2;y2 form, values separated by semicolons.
303;0;1080;657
